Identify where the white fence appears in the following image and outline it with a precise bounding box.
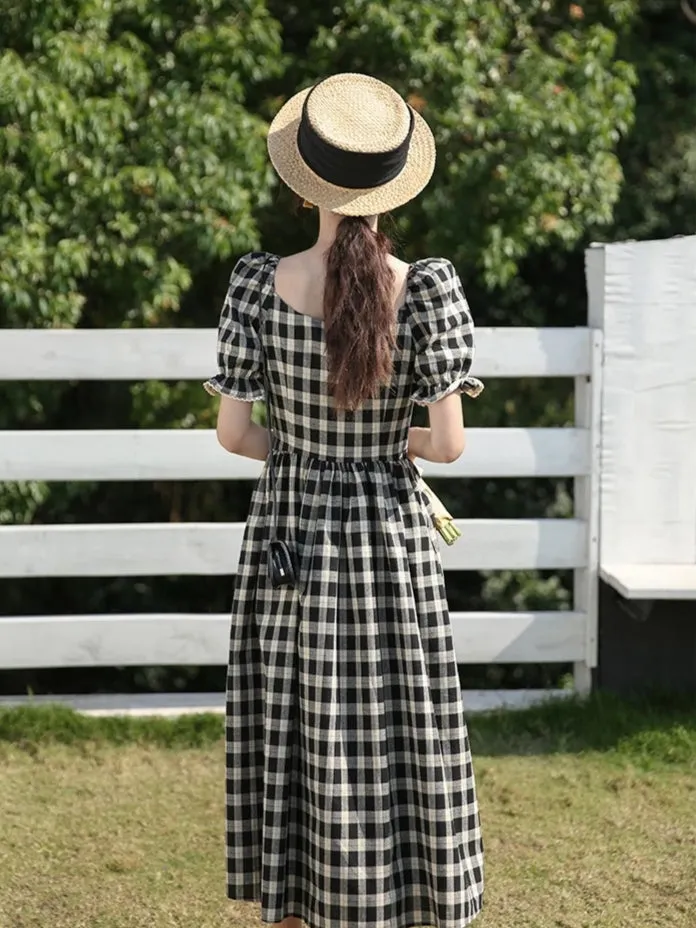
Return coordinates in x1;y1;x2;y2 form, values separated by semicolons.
0;324;602;714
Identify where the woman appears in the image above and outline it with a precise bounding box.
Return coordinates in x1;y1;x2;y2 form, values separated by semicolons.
204;73;485;928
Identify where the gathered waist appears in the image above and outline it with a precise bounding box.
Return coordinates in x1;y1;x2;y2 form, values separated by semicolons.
268;447;413;470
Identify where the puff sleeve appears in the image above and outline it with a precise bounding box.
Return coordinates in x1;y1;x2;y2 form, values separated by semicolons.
409;257;484;405
203;252;267;401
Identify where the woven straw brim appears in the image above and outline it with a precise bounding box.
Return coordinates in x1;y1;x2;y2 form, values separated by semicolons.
267;86;436;216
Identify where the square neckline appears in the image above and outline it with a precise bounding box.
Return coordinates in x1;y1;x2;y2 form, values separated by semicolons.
267;252;422;325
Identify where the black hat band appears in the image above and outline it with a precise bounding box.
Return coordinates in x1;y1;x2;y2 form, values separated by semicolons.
296;86;416;191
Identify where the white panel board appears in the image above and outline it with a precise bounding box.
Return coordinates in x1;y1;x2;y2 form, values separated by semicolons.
0;329;217;382
469;328;591;377
596;235;696;566
1;327;591;381
0;428;590;481
0;688;577;716
449;611;586;664
600;564;696;600
0;610;586;669
0;519;586;578
0;614;228;668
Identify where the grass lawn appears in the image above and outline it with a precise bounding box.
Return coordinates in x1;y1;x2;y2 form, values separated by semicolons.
0;692;694;928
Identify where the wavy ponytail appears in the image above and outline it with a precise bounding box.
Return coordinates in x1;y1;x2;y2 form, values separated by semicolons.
323;216;396;412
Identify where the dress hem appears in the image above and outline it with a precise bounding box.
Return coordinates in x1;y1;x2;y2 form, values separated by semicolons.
226;892;484;928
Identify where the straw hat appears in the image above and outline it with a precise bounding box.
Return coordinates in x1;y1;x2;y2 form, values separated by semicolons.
267;73;436;216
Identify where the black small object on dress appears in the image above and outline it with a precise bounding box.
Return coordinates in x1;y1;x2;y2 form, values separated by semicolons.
260;259;298;589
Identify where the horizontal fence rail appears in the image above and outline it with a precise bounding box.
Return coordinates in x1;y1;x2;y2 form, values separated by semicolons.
0;323;599;712
0;427;591;480
0;611;588;670
1;326;592;380
0;519;586;577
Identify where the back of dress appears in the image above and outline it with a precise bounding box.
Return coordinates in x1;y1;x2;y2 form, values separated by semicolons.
205;251;481;455
204;250;485;928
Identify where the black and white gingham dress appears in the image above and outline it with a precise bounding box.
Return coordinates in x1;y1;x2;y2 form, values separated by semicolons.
204;252;485;928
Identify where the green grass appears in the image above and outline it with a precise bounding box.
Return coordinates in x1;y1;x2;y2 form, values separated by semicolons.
2;689;695;769
1;692;695;928
0;702;224;749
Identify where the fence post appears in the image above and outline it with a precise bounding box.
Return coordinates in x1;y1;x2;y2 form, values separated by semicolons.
573;246;605;695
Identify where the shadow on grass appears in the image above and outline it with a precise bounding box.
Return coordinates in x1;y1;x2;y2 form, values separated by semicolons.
0;689;694;769
468;688;696;768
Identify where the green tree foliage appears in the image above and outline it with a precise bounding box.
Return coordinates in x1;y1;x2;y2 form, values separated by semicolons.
611;0;696;240
0;0;282;331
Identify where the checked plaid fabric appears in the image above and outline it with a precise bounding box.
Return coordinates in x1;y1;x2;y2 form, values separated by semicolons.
203;252;485;928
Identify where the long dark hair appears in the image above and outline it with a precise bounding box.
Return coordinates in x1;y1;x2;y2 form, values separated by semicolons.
323;216;396;412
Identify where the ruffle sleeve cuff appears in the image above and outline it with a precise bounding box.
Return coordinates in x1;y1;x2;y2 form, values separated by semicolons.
203;252;268;403
409;257;485;405
202;373;264;401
